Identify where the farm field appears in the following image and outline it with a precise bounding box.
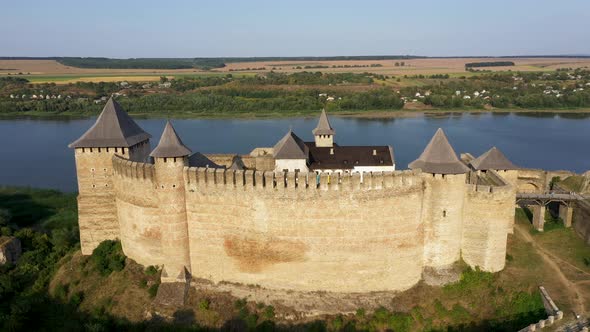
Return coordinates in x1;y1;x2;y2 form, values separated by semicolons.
2;57;590;84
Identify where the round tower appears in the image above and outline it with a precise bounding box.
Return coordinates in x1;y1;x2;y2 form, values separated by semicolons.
150;120;192;282
409;128;469;268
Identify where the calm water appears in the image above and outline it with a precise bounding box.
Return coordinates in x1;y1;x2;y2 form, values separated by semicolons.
1;112;589;192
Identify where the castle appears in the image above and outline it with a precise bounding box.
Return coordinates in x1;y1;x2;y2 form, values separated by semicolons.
70;98;519;293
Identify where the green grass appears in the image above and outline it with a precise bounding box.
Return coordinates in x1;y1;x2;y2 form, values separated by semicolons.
559;175;587;192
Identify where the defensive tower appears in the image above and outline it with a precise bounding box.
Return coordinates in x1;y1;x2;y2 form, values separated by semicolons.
150;120;192;281
410;128;469;267
69;97;151;254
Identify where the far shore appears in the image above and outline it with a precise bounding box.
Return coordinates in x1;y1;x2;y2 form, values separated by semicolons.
1;107;590;120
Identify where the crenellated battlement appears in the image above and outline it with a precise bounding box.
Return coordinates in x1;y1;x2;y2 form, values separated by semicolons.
465;169;513;194
183;167;422;192
112;155;155;182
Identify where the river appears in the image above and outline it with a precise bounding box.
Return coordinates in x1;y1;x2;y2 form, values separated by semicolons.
1;112;589;192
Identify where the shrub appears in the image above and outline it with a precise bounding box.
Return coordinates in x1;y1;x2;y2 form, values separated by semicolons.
148;284;159;298
355;308;366;318
70;291;84;307
263;305;275;320
198;299;210;311
91;240;126;276
144;265;158;276
54;283;69;301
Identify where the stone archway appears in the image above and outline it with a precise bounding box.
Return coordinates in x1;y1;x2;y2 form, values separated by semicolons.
518;182;540;193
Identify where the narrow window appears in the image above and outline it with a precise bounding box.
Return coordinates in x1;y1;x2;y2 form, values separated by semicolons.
443;210;447;217
115;148;118;153
164;158;167;163
98;148;101;153
90;148;93;153
82;148;85;153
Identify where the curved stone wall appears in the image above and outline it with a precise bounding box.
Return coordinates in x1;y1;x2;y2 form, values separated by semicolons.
183;169;426;292
112;157;164;267
106;158;514;293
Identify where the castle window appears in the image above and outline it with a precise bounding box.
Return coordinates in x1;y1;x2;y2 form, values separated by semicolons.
98;148;101;153
90;148;93;153
122;148;125;154
443;210;447;217
82;148;85;153
106;148;109;152
92;184;95;188
164;158;167;163
174;157;177;162
115;148;118;153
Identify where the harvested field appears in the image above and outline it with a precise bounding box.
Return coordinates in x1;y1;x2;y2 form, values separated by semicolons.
1;57;590;84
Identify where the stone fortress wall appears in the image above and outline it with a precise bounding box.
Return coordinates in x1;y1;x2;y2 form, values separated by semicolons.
71;101;518;293
78;155;517;293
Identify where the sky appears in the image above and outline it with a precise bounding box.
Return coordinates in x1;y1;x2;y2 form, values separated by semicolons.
2;0;590;58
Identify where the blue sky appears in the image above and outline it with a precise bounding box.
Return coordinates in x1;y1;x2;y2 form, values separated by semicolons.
2;0;589;57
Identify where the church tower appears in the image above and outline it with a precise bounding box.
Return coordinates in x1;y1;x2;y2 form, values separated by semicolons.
69;97;151;254
313;109;335;147
150;121;192;282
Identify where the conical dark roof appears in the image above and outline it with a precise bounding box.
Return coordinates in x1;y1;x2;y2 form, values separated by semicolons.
69;97;151;148
150;121;192;158
470;147;518;171
409;128;469;174
273;130;309;159
312;109;335;136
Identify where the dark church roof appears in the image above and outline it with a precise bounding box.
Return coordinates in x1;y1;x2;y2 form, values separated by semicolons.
409;128;469;174
69;97;151;148
273;130;309;159
470;147;518;171
312;109;335;136
307;143;394;170
150;121;192;158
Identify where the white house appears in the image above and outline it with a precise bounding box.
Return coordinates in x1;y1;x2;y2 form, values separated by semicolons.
273;110;395;176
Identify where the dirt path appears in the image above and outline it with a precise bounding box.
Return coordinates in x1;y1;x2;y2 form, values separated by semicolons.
514;224;587;315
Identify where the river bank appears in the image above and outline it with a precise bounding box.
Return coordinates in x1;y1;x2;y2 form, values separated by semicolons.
1;107;590;120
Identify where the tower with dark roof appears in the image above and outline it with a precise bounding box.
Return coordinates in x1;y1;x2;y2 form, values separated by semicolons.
151;120;192;281
469;147;518;171
313;109;335;148
409;128;469;175
410;128;469;268
69;97;151;255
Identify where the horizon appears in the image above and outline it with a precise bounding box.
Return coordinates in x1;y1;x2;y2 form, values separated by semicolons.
2;0;590;58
